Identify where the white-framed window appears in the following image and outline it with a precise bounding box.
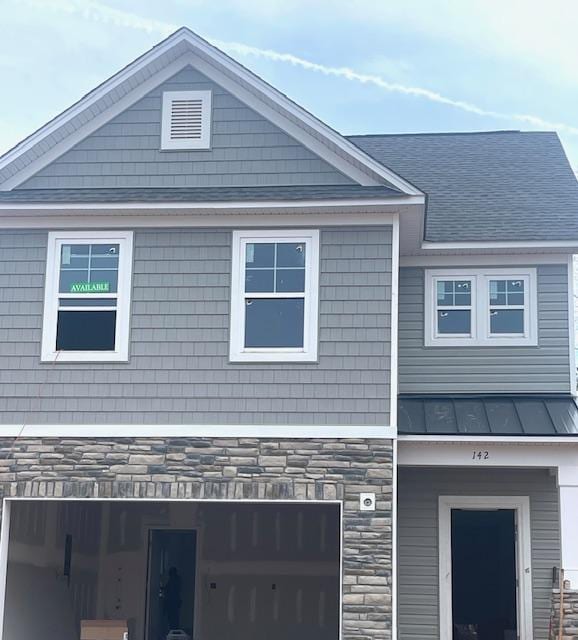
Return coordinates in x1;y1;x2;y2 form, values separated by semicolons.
229;229;320;362
41;231;134;362
161;90;212;150
425;268;537;347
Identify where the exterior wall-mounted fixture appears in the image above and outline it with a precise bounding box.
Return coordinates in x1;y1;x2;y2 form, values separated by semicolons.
360;493;376;511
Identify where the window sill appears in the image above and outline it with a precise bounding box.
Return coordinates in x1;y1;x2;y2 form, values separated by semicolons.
229;350;318;363
425;337;538;348
41;350;129;363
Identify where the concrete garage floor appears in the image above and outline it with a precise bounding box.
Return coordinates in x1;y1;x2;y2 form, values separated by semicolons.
2;500;340;640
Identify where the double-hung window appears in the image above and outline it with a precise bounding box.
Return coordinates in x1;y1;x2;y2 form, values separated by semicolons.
425;268;537;347
230;230;319;362
41;231;134;362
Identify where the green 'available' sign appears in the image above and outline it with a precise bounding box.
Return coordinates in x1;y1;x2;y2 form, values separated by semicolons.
69;281;110;293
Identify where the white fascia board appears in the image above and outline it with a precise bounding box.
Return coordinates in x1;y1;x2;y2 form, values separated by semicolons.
0;195;424;211
0;28;421;195
422;239;578;250
0;199;424;230
0;424;397;439
0;211;402;231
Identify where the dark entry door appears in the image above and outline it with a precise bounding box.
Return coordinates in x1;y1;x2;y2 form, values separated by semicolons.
451;509;518;640
146;529;197;640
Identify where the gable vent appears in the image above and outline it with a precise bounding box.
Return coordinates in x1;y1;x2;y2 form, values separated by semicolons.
161;90;212;150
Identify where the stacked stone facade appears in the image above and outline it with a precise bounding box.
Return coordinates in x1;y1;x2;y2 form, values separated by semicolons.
0;435;394;640
551;587;578;640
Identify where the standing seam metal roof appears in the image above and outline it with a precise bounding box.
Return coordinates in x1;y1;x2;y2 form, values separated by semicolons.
398;394;578;436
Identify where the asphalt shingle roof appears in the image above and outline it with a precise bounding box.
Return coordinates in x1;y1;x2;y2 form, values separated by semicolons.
350;131;578;242
1;131;577;243
398;394;578;436
0;184;400;203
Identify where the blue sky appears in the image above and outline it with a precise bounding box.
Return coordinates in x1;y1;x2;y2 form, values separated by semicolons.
1;0;578;170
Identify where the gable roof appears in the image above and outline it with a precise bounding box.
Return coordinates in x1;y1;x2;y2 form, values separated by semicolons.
351;131;578;243
0;28;420;196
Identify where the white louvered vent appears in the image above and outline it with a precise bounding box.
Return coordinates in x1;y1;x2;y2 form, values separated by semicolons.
161;90;212;150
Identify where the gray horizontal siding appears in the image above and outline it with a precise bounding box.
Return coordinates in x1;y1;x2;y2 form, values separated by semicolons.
19;66;353;189
398;467;560;640
0;227;391;425
398;265;571;394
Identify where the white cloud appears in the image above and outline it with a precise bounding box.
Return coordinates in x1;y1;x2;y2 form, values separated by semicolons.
8;0;578;136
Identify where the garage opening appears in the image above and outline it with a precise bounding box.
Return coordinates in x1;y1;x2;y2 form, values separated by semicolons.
1;500;340;640
451;509;517;640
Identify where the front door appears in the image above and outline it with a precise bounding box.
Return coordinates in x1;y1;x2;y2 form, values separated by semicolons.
450;509;518;640
145;529;197;640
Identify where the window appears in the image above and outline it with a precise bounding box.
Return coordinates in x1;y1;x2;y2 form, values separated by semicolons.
435;279;474;337
488;278;526;335
425;268;537;347
41;231;134;362
161;90;212;150
230;230;319;362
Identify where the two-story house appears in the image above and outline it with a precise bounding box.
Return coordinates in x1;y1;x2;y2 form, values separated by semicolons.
0;27;577;640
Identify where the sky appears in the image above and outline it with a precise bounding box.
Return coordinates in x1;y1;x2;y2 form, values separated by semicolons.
1;0;578;170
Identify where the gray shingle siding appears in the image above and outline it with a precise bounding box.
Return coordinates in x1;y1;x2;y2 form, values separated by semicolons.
351;131;578;242
18;67;353;189
0;226;392;425
398;264;571;394
398;467;560;640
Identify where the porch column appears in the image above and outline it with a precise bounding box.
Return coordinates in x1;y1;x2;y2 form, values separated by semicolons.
558;466;578;588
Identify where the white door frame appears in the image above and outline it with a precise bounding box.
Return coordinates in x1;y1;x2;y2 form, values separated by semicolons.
438;495;533;640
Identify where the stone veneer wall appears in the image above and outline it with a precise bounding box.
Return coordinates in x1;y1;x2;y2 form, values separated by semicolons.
0;436;393;640
551;587;578;640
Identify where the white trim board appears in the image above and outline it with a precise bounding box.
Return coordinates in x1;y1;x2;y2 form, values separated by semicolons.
0;29;421;195
568;255;577;395
0;196;424;211
0;211;407;231
0;424;397;439
390;215;400;429
398;438;578;468
423;239;578;250
438;495;533;640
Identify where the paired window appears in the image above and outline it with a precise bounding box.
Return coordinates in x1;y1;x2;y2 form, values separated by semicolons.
161;90;212;150
41;231;134;362
425;268;537;347
229;230;320;362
